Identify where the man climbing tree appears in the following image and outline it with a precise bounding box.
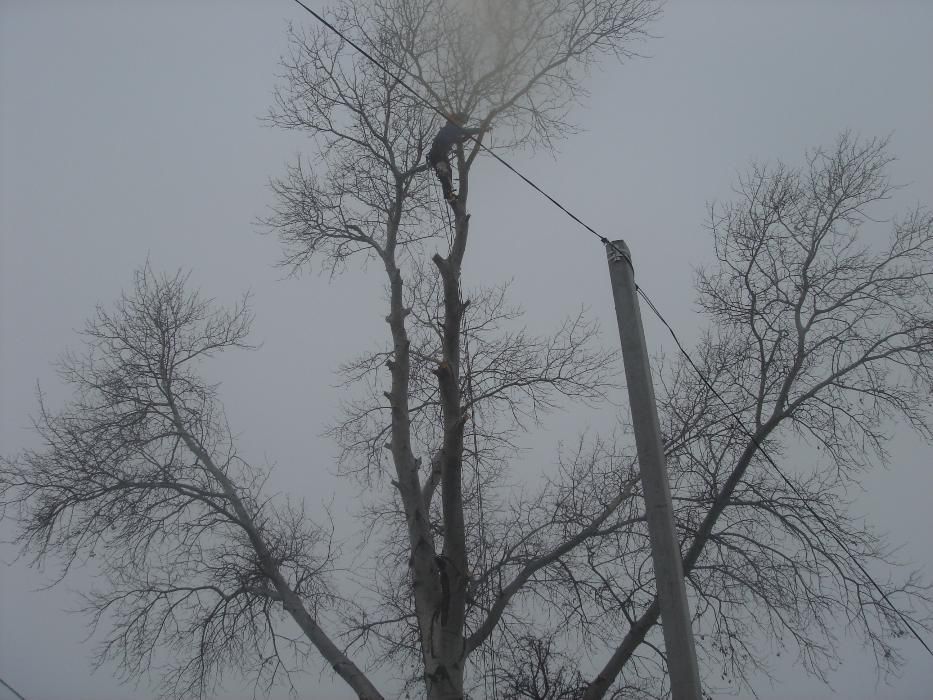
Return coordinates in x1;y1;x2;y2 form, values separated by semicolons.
427;112;484;203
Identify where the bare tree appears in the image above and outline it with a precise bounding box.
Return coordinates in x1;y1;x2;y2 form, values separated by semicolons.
3;0;932;697
3;2;657;699
263;2;656;698
0;267;382;699
575;132;933;698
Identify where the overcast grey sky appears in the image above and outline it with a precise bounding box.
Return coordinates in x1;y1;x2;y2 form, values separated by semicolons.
2;1;932;699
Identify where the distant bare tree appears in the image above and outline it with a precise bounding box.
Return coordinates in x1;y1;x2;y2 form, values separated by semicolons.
4;0;932;697
494;634;588;699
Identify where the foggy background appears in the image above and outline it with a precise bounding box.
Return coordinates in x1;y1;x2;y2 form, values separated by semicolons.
2;0;931;698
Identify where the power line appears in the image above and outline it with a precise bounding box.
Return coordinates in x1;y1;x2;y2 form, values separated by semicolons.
0;676;27;700
287;0;933;660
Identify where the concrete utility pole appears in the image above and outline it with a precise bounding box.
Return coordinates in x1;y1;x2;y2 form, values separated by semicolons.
605;240;702;700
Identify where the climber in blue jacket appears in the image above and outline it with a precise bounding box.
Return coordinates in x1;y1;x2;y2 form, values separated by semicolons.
427;112;482;203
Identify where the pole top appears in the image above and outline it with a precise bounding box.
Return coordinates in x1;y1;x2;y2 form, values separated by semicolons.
605;239;632;266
